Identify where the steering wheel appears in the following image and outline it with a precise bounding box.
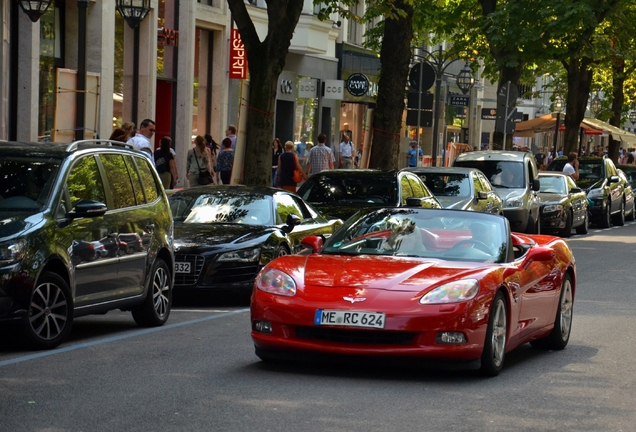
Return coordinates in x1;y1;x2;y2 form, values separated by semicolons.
451;239;492;254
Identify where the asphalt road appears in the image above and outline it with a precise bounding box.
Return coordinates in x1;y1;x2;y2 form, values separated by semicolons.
1;223;636;431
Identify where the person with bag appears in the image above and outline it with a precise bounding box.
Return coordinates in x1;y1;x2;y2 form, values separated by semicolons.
216;138;235;184
276;141;307;192
186;135;215;187
154;136;179;189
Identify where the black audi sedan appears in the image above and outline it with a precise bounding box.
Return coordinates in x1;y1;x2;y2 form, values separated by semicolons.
538;172;589;237
168;185;342;298
296;169;441;221
405;167;503;215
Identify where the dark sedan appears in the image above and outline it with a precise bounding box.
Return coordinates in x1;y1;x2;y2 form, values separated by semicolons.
168;185;342;298
296;169;441;221
405;167;503;215
538;172;589;237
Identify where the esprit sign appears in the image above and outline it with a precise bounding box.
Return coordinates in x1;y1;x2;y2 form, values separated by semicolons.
229;29;247;80
157;27;179;47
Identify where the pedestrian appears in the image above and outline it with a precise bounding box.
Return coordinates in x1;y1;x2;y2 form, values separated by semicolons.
154;136;179;189
406;141;423;167
121;122;136;141
305;133;334;176
216;137;234;184
272;138;283;186
563;152;579;180
225;125;237;150
296;134;308;170
186;135;215;187
109;127;128;142
276;141;307;192
340;122;353;144
535;147;546;170
339;134;355;169
205;133;219;183
127;119;155;156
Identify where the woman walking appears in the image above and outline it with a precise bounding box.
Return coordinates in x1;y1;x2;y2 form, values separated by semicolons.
216;138;235;185
276;141;307;192
186;135;215;187
154;136;179;189
272;138;283;186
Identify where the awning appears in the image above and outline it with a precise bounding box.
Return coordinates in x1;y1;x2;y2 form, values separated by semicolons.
513;114;626;139
580;117;636;145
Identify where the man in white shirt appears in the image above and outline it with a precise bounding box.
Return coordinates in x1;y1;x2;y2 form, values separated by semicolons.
339;134;355;169
563;152;579;180
126;119;155;156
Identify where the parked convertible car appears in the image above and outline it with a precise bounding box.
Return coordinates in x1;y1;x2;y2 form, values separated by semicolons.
538;172;589;237
169;185;342;298
251;208;576;376
296;169;441;221
405;167;503;215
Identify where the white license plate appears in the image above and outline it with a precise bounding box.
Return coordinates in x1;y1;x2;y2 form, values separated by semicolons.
314;310;385;329
175;262;191;273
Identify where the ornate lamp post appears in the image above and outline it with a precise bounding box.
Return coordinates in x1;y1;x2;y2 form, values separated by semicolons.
590;94;602;117
16;0;52;22
629;111;636;124
456;63;475;95
552;95;563;160
116;0;152;126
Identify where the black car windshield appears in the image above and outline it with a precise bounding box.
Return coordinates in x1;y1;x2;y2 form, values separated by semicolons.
549;159;604;182
170;193;273;225
419;173;471;197
539;176;567;195
454;160;524;189
322;208;508;263
298;174;397;205
0;157;60;211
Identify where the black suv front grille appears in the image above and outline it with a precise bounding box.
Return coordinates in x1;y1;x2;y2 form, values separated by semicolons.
174;254;205;285
295;326;415;345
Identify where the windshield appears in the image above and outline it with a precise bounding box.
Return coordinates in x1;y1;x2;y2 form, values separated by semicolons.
539;176;566;195
0;157;60;211
418;173;470;197
170;193;273;225
454;160;524;189
298;174;397;205
322;208;508;263
549;159;604;184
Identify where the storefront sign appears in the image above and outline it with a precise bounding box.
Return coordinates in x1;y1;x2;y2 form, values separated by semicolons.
298;79;318;98
322;80;344;100
481;108;497;120
346;73;369;97
229;29;247;80
158;27;179;47
280;79;294;94
449;95;469;107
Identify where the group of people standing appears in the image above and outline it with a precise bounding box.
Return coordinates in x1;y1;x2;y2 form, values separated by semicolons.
109;120;237;190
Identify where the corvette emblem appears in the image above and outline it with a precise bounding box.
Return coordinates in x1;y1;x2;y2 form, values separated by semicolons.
343;296;366;303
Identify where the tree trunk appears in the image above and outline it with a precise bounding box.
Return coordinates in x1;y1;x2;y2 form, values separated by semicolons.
608;58;625;164
368;0;413;169
562;56;592;156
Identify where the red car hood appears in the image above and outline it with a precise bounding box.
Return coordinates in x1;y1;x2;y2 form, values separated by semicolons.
299;254;491;293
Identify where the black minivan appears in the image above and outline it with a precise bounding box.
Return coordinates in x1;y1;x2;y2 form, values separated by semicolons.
0;140;174;349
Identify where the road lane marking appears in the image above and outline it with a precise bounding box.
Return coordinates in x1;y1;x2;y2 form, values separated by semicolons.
0;308;249;368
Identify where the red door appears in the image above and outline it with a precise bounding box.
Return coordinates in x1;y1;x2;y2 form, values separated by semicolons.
155;79;173;150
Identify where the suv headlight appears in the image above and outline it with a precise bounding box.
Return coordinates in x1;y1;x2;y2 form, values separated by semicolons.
543;204;563;213
256;268;296;296
505;196;524;208
0;240;26;266
217;247;261;262
420;279;479;304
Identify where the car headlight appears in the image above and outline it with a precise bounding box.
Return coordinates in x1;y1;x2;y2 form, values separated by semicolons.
256;268;296;296
420;279;479;304
0;240;25;266
505;196;524;208
217;247;261;262
543;204;563;213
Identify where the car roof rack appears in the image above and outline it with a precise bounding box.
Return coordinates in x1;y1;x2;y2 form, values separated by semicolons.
66;139;135;152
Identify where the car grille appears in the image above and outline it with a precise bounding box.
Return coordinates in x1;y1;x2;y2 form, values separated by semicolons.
295;326;415;345
174;254;205;285
200;261;260;285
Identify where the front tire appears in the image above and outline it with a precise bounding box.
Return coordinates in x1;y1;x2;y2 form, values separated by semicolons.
575;211;589;235
600;200;611;228
558;210;572;237
23;272;74;350
531;274;573;350
132;258;172;327
274;245;290;258
480;291;508;377
612;199;625;226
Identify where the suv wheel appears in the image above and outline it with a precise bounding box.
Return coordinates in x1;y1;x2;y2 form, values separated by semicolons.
24;272;74;350
611;199;625;226
132;258;172;327
600;201;611;228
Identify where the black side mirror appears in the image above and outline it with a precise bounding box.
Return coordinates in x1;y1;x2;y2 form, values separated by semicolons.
532;178;540;191
405;197;424;207
570;187;582;193
477;191;488;200
609;175;620;183
69;199;108;219
282;213;302;234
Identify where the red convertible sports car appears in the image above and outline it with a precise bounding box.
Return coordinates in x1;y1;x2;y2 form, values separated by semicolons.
251;208;576;376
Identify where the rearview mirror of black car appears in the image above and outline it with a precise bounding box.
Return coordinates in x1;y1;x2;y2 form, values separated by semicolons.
69;200;108;219
282;213;302;233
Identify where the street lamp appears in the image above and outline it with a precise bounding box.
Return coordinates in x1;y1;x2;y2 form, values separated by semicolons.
116;0;152;126
629;111;636;124
16;0;52;22
412;45;474;166
590;94;602;117
553;94;563;160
